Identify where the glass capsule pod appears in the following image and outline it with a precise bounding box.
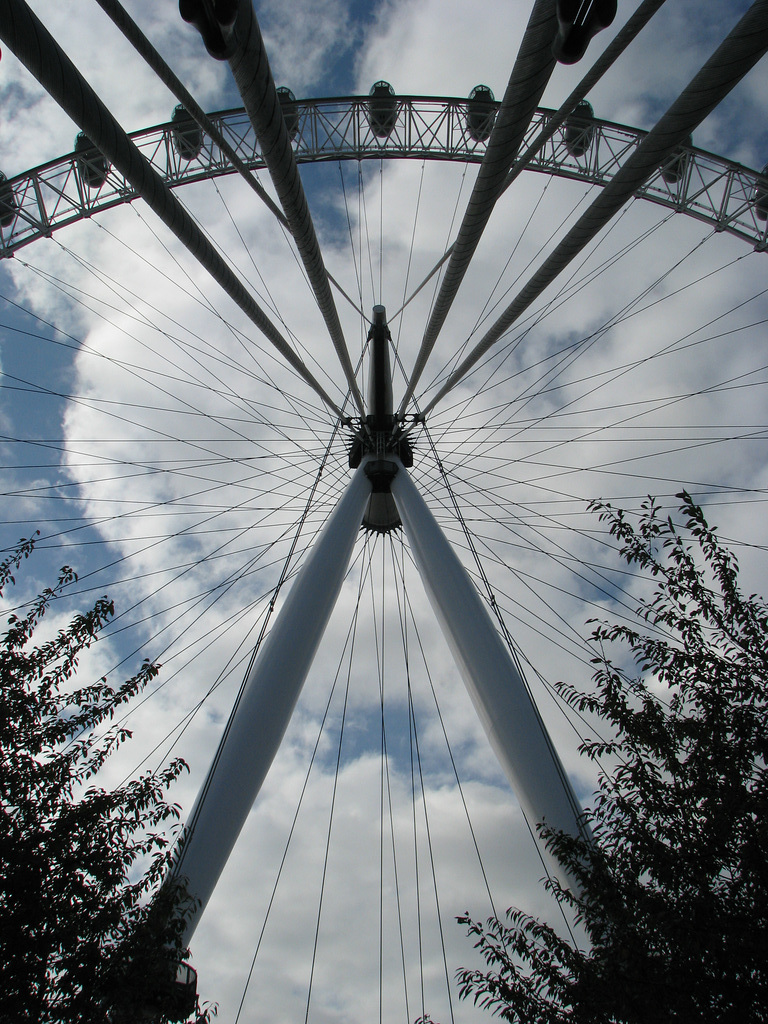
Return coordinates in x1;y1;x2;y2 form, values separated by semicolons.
171;104;203;161
0;171;17;229
367;81;397;139
660;134;692;185
75;132;109;189
466;85;496;144
563;99;595;158
277;87;300;142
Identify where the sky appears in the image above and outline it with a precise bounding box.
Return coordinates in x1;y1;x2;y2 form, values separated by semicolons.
2;1;768;1022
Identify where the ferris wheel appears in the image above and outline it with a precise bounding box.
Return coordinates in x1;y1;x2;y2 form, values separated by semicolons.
2;0;768;1021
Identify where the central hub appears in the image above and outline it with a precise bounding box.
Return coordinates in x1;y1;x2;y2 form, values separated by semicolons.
348;305;413;533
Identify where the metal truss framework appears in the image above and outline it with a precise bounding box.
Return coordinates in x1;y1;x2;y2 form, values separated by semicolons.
2;96;767;259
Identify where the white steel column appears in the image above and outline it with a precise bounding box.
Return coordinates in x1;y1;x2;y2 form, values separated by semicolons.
175;460;372;941
390;460;589;887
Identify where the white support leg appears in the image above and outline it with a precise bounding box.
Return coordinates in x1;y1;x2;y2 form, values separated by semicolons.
175;460;372;941
390;460;589;888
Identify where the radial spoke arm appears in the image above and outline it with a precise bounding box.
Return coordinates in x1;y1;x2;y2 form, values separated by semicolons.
93;0;289;229
394;0;667;326
397;0;559;417
183;0;365;417
392;0;665;332
421;0;768;418
94;0;362;320
0;0;344;419
498;0;668;202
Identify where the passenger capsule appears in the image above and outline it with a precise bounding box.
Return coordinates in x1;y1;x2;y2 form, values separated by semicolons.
563;99;595;158
754;162;768;221
75;133;109;189
171;104;203;161
277;87;300;141
169;962;198;1021
466;85;496;144
660;135;691;185
367;81;397;139
0;171;17;229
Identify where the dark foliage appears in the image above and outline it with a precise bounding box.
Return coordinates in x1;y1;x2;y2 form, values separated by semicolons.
0;535;207;1023
457;494;768;1023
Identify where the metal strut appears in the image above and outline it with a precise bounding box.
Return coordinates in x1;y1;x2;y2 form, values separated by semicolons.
391;0;667;324
497;0;668;205
94;0;288;228
398;0;560;417
95;0;365;319
422;0;768;416
182;0;366;418
389;458;590;891
0;0;344;420
174;459;374;944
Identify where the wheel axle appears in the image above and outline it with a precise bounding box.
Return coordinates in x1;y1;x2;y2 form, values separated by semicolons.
348;306;413;532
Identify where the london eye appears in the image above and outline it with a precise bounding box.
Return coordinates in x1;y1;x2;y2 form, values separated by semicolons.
1;1;768;1020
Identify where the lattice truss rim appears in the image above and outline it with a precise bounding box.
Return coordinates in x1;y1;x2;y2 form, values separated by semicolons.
2;95;767;258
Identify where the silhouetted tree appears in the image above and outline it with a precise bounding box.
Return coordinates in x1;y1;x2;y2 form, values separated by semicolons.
457;494;768;1023
0;534;208;1023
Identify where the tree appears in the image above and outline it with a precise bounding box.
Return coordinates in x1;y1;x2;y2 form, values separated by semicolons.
457;494;768;1023
0;534;208;1023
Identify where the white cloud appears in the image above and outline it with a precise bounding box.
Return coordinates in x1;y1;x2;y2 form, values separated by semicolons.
258;0;361;94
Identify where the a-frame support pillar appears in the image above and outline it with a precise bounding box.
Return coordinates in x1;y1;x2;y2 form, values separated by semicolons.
390;459;589;888
175;454;588;945
175;459;373;943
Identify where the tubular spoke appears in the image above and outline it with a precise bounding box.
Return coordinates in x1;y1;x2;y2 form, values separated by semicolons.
0;0;344;419
398;0;560;415
421;0;768;416
185;0;365;416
